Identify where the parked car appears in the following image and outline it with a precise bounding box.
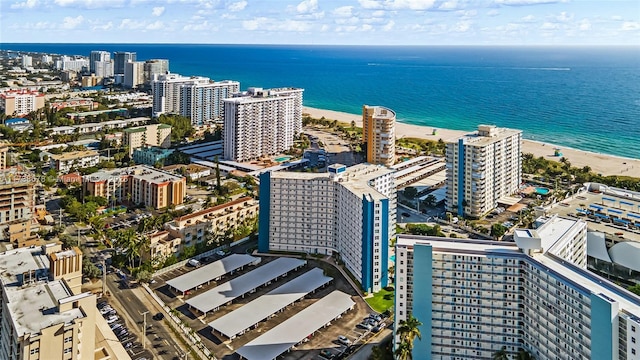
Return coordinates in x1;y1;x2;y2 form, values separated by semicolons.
358;322;373;330
319;349;335;359
337;335;351;346
152;312;164;321
187;259;201;267
106;315;119;324
372;322;386;332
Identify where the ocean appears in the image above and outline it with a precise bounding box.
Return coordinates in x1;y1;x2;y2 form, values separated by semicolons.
3;44;640;159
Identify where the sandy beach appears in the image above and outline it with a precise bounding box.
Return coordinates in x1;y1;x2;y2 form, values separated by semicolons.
303;106;640;178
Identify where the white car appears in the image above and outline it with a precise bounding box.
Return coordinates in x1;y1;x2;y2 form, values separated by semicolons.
106;316;119;324
337;335;351;345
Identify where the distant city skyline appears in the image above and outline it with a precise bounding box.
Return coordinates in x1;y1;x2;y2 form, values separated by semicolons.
1;0;639;45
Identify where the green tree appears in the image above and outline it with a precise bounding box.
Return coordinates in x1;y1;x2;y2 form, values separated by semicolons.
517;348;536;360
491;223;508;239
214;155;221;190
404;187;418;199
492;346;509;360
628;284;640;296
82;257;101;279
394;342;413;360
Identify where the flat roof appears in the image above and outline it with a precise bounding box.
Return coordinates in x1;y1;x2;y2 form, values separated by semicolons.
50;150;98;161
0;247;50;285
179;140;223;152
186;257;306;314
6;280;85;336
166;254;258;293
235;291;355;360
190;158;236;173
208;268;332;338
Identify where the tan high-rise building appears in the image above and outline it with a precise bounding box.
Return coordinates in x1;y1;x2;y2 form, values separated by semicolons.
0;90;45;116
123;123;172;155
0;144;8;170
0;167;36;244
0;244;130;360
362;105;396;166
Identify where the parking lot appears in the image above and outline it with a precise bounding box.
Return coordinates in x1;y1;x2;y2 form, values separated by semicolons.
151;255;378;360
97;298;153;360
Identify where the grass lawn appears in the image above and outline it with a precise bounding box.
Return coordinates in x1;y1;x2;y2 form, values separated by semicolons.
366;287;394;313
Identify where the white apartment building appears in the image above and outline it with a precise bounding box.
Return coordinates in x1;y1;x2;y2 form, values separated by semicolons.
49;150;100;173
181;80;240;124
124;61;145;89
123;123;172;155
223;87;304;162
152;73;238;124
21;55;32;68
395;217;639;360
445;125;522;218
259;163;395;293
89;51;110;74
61;58;89;72
144;59;169;83
94;60;114;78
363;105;396;166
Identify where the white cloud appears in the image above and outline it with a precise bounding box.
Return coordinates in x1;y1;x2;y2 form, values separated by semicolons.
578;19;591;31
146;21;164;30
92;21;113;30
53;0;126;8
453;20;471;32
61;15;83;29
228;1;247;12
359;0;383;9
333;6;354;17
119;18;145;30
439;0;459;11
621;21;640;31
372;10;385;17
555;11;573;22
152;6;165;16
382;20;395;31
242;17;311;32
486;9;500;17
540;21;558;30
361;24;373;31
387;0;436;10
611;15;623;21
495;0;565;6
521;15;536;22
320;24;330;32
10;0;38;9
457;10;477;19
296;0;318;13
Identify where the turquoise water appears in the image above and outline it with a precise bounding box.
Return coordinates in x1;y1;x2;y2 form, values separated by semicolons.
3;44;639;159
390;255;396;263
536;188;550;195
275;156;292;162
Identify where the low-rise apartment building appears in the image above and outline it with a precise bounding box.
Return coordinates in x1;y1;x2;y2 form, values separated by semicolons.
83;165;185;208
49;150;100;173
123;123;172;155
49;98;98;111
132;146;174;166
147;197;258;263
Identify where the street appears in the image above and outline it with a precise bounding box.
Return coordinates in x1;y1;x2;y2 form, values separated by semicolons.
105;274;188;360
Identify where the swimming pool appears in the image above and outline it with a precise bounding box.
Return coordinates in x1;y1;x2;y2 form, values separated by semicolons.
390;255;396;263
274;156;292;162
536;187;550;195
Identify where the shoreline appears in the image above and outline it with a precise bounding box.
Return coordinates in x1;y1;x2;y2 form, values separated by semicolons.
303;106;640;178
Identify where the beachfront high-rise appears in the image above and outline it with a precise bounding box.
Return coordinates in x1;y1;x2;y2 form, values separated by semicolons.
393;215;640;360
151;73;239;124
362;105;396;166
124;61;145;89
223;87;303;162
89;50;110;74
143;59;169;83
258;163;395;293
445;125;522;218
113;51;136;75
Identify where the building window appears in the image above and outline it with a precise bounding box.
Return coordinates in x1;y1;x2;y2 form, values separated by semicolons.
64;348;72;354
30;348;39;355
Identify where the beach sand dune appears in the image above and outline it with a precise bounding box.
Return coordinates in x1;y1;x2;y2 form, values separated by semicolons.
303;106;640;178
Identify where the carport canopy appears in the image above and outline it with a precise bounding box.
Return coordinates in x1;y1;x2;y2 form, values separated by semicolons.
186;257;306;315
166;254;259;294
235;291;355;360
208;268;332;339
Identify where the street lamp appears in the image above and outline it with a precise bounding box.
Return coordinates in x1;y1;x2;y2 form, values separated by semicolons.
140;311;149;349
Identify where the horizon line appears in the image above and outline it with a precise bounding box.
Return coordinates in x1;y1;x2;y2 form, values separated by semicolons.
1;42;639;48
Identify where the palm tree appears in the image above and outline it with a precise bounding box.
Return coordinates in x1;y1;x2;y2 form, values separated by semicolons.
492;346;509;360
517;348;535;360
398;314;422;352
116;228;141;269
394;341;413;360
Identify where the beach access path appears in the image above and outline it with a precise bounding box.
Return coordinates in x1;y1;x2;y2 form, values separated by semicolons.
303;106;640;178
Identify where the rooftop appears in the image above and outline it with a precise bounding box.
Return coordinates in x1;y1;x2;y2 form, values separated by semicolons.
0;246;51;286
172;196;255;224
5;280;86;337
454;125;522;147
166;254;259;293
84;165;184;184
50;150;99;161
364;105;396;119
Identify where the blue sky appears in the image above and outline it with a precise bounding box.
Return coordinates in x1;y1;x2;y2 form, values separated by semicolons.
1;0;639;45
